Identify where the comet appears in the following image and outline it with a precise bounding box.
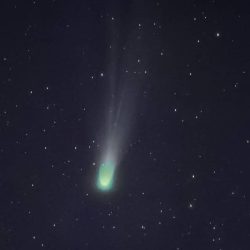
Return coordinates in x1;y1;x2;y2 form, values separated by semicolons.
94;9;142;192
94;67;139;192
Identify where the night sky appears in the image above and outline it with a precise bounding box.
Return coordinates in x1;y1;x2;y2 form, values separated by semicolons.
1;1;250;249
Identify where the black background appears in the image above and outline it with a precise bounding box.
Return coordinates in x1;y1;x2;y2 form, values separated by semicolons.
1;0;250;249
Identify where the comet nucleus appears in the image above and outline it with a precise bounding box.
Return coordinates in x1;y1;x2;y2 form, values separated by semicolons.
97;162;115;191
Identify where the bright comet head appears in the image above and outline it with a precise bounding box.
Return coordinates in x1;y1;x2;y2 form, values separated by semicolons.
97;162;115;191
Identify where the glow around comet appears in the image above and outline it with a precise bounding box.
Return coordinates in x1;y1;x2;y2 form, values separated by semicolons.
96;134;121;192
97;162;115;191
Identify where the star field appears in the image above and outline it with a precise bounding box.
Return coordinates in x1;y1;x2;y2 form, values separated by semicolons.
1;1;250;249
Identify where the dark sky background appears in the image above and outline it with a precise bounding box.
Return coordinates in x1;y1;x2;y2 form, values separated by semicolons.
1;0;250;249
